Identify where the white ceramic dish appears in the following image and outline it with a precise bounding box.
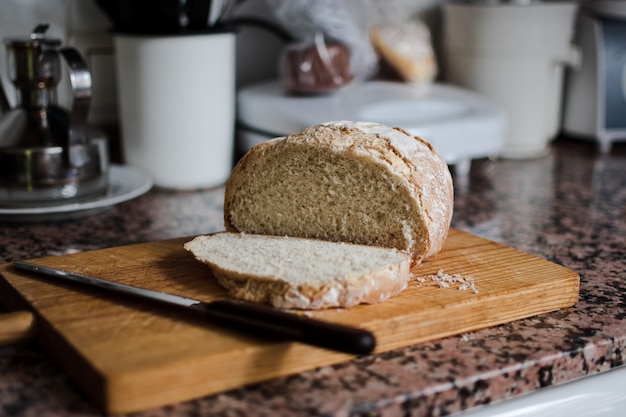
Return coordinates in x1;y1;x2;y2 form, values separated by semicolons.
0;164;153;222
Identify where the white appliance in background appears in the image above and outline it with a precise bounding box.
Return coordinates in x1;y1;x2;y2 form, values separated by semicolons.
442;1;579;160
563;1;626;153
236;80;506;177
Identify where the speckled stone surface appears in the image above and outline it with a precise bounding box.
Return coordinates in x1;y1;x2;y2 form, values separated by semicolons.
0;138;625;417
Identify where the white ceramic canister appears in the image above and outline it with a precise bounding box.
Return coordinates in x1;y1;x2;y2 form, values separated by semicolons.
114;29;236;189
443;1;579;159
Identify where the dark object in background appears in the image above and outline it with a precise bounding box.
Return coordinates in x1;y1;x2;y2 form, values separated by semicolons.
281;36;354;95
93;0;241;33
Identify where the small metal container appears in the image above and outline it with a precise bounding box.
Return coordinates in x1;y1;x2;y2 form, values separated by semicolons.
0;24;109;207
0;131;109;207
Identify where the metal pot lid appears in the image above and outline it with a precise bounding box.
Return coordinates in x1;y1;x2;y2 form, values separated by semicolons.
3;23;62;48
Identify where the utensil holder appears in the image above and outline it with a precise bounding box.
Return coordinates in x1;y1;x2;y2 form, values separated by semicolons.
114;29;236;189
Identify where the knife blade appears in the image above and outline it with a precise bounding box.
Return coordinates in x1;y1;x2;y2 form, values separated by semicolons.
11;261;376;355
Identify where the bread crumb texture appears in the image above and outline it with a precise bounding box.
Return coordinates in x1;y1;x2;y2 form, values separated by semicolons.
414;269;479;294
184;232;412;309
224;121;453;265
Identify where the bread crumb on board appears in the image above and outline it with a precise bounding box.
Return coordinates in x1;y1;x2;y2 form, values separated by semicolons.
414;269;479;294
460;333;472;342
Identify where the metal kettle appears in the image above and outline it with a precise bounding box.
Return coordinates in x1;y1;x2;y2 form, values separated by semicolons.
0;23;109;207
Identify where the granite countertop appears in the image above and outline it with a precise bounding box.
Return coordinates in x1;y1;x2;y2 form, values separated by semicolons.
0;138;625;416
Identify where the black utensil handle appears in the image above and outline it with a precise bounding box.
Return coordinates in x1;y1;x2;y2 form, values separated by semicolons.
193;300;376;355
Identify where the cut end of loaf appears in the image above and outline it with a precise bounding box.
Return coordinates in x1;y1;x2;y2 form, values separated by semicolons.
184;233;412;310
226;143;421;253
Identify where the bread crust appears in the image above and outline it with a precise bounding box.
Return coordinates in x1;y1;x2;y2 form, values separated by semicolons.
209;258;410;310
224;121;453;265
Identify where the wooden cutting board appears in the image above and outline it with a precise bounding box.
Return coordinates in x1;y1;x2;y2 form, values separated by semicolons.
0;229;579;413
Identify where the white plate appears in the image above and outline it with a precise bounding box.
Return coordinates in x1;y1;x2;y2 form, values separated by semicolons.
0;165;153;222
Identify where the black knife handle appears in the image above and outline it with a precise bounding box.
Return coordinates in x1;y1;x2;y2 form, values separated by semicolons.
191;300;376;355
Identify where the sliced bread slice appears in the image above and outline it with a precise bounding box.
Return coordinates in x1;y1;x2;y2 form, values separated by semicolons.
184;232;412;310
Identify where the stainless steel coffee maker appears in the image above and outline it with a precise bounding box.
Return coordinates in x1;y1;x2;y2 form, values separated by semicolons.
0;24;108;207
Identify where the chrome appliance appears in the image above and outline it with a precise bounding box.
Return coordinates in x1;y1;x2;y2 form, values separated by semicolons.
0;24;108;207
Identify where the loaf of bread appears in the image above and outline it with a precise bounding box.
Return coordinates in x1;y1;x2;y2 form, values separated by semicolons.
184;232;411;309
281;39;354;95
224;121;453;265
370;21;438;85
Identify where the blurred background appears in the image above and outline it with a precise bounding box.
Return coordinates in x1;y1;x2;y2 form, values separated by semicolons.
0;0;624;171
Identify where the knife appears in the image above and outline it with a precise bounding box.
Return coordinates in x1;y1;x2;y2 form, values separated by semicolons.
11;261;376;355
